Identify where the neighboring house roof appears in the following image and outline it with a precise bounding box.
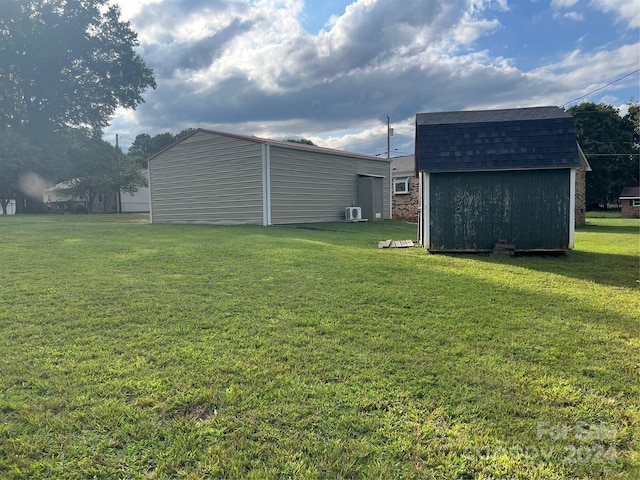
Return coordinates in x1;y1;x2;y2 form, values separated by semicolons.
47;181;70;191
148;128;389;163
619;186;640;199
577;142;592;172
391;155;416;176
43;180;79;202
43;170;149;200
44;179;76;193
416;106;580;173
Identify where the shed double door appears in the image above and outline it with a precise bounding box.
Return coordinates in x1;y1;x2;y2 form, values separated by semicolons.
357;175;384;221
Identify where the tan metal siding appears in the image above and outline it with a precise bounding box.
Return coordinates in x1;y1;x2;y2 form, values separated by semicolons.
269;146;390;224
149;132;264;224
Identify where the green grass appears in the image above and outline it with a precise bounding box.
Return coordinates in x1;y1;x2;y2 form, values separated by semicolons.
0;214;638;479
585;208;623;219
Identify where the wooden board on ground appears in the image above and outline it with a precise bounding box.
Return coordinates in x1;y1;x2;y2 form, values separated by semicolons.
378;239;415;249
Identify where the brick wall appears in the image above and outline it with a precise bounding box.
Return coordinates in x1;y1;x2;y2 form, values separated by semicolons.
392;177;420;222
575;165;586;226
621;200;640;218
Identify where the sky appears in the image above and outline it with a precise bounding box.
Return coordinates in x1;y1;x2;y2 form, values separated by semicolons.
104;0;640;157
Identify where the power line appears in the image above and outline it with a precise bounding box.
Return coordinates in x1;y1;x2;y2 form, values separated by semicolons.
583;153;639;157
561;69;640;107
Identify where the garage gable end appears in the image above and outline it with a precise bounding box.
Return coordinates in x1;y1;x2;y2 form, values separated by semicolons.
149;131;264;224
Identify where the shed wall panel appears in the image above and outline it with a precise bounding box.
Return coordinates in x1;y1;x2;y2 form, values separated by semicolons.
149;132;264;224
429;169;570;251
269;146;390;224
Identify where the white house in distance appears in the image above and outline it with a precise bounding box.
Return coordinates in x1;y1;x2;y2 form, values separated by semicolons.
43;171;150;213
0;199;16;215
121;178;150;213
147;129;391;225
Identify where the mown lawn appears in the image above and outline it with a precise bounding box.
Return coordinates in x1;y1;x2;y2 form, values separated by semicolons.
0;214;638;479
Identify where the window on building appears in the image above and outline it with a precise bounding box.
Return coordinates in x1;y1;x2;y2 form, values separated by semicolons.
632;199;640;207
393;177;410;194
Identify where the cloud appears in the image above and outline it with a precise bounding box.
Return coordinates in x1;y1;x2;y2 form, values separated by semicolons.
550;0;638;28
115;1;509;133
592;0;640;28
550;0;580;7
529;43;640;106
555;11;585;21
105;0;638;154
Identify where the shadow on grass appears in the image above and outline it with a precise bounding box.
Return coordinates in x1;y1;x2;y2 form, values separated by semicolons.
465;250;639;289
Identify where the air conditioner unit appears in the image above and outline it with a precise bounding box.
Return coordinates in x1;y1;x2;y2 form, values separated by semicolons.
345;206;362;221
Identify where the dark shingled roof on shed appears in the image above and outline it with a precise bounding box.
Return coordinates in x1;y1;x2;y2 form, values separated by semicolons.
416;106;580;173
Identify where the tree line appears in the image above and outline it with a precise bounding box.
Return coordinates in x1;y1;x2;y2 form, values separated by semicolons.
567;102;639;209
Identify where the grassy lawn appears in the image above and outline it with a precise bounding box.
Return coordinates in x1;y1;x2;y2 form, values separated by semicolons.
0;213;638;479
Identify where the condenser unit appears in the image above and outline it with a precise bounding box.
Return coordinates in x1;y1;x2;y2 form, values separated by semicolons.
345;206;362;221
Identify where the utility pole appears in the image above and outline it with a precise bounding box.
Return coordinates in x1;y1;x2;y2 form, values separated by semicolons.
115;134;122;214
387;115;394;158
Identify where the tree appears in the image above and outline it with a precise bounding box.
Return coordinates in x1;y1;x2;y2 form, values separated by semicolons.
568;102;639;208
0;0;155;214
127;129;196;167
286;138;315;145
624;103;639;159
0;130;43;214
127;133;154;167
58;130;146;213
0;0;156;137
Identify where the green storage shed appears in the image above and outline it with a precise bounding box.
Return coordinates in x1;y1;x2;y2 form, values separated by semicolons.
416;107;581;253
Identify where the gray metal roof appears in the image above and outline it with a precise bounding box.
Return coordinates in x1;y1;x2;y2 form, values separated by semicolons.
391;155;415;175
148;128;389;163
416;106;571;125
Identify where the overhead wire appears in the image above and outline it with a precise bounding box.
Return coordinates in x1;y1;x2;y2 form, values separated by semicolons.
561;69;640;107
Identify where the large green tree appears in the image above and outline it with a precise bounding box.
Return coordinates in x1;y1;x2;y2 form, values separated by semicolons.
57;130;146;213
286;138;315;145
568;102;639;208
0;0;156;136
0;0;155;213
0;130;43;214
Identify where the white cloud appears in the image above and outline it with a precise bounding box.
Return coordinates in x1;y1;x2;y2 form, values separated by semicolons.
550;0;585;22
559;11;585;21
529;43;640;107
592;0;640;28
550;0;580;8
109;0;162;20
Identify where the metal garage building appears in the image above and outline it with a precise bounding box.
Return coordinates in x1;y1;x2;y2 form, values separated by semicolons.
147;129;391;225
